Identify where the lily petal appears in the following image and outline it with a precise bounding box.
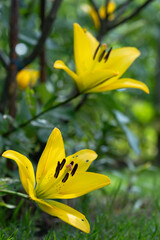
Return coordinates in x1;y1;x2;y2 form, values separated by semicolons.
89;78;149;94
37;199;90;233
56;172;111;199
79;69;118;93
36;128;65;193
2;150;35;195
74;23;93;75
54;60;78;84
45;172;111;199
102;47;140;78
65;149;97;173
85;30;99;55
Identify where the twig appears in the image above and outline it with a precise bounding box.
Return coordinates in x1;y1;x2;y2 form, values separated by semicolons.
114;0;133;14
39;0;46;83
20;0;63;69
0;50;9;69
108;0;155;31
74;94;88;112
7;0;19;118
3;91;79;137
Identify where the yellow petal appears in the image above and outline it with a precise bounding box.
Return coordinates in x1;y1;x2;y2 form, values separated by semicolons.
88;6;101;29
2;150;35;195
52;172;111;199
39;149;98;199
103;47;140;79
79;69;118;93
54;60;78;84
89;78;149;94
36;128;65;193
85;30;99;54
37;199;90;233
74;23;93;75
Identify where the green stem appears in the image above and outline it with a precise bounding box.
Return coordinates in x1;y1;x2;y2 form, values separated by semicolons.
3;91;80;137
1;189;29;199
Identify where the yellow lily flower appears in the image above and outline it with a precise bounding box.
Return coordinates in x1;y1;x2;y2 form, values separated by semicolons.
16;69;40;90
82;1;116;29
54;23;149;94
2;128;110;233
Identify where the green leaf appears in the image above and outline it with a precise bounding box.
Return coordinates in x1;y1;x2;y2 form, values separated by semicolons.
0;201;15;209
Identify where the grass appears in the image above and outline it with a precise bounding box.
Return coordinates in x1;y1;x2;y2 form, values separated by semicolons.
0;168;160;240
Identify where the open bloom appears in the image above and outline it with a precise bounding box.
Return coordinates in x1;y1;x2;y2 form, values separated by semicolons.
54;23;149;94
2;128;110;233
82;1;116;29
16;68;39;90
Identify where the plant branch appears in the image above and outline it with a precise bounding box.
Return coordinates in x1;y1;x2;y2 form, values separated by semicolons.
39;0;46;83
0;189;29;199
108;0;155;31
7;0;19;118
3;91;79;137
0;50;9;69
20;0;63;69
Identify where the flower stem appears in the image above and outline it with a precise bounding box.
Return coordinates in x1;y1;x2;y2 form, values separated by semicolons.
1;189;29;199
3;91;79;137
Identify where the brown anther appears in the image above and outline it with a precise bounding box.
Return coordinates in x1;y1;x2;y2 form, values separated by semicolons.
71;164;78;176
60;158;66;170
62;173;69;183
104;47;112;62
99;50;106;62
93;43;101;60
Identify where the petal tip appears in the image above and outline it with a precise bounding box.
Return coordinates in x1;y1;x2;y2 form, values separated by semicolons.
53;60;64;69
2;150;11;158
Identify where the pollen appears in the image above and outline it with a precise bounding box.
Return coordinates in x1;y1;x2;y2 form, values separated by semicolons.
66;164;73;171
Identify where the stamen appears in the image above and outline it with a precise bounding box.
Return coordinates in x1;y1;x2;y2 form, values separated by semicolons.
99;50;106;62
71;164;78;176
104;47;112;62
62;173;69;183
54;161;61;178
70;161;74;165
60;158;66;170
93;43;101;60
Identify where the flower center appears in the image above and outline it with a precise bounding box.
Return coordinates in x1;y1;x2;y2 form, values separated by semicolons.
93;43;112;63
54;159;78;184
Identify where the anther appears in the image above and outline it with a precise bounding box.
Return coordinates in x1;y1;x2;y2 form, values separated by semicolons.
70;161;74;165
93;43;101;60
104;47;112;62
99;50;106;62
71;164;78;176
60;158;66;170
54;162;61;178
62;173;69;183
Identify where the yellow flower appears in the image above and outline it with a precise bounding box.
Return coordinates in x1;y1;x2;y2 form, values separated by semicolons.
2;128;110;233
54;23;149;94
16;69;40;90
82;1;116;29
